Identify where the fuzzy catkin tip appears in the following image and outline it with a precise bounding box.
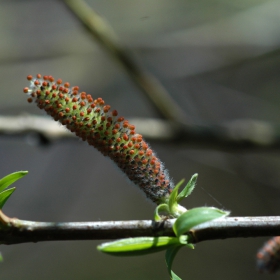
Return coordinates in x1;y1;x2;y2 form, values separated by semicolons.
24;74;174;204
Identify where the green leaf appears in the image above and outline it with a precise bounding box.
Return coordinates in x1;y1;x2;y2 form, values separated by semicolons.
165;245;183;280
154;203;170;221
165;236;195;279
178;235;191;245
170;270;181;280
173;207;229;237
0;188;16;209
97;236;182;256
176;174;198;203
186;242;195;249
0;171;28;193
168;179;184;211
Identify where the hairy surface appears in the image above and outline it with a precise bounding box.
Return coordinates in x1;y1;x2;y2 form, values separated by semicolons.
24;74;174;203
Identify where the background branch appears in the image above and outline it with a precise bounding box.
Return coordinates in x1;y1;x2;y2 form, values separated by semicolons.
62;0;189;124
1;212;280;245
2;115;280;150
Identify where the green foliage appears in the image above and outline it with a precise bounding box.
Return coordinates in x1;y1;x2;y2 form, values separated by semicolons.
98;173;230;280
0;171;28;262
166;206;228;279
154;174;198;221
0;171;28;209
173;207;229;237
0;188;16;210
166;245;184;280
97;236;188;256
176;174;197;203
154;203;169;221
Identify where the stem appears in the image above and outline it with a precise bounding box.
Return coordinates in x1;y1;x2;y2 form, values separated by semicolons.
1;211;280;245
190;216;280;243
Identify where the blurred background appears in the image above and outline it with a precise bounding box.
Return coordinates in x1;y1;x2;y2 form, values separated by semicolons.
0;0;280;279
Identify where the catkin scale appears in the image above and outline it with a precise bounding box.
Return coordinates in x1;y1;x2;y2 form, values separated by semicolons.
256;236;280;273
24;74;174;204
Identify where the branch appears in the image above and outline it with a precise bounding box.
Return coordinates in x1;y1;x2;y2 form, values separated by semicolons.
62;0;189;124
1;210;280;245
190;216;280;243
2;115;280;150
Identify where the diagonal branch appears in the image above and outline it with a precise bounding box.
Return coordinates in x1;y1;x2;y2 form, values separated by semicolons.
62;0;188;124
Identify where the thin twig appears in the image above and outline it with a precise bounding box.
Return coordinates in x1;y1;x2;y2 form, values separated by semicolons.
62;0;188;124
2;115;280;151
1;212;280;245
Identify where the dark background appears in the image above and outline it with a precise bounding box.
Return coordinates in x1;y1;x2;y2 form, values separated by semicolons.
1;0;280;279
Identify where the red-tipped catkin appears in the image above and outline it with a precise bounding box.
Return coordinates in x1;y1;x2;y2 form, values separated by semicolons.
257;236;280;273
24;74;174;204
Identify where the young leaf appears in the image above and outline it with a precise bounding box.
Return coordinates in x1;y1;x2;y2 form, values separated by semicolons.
173;207;229;237
0;171;28;193
0;188;16;209
165;245;183;280
97;236;182;256
176;174;198;203
168;179;184;211
154;203;170;221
